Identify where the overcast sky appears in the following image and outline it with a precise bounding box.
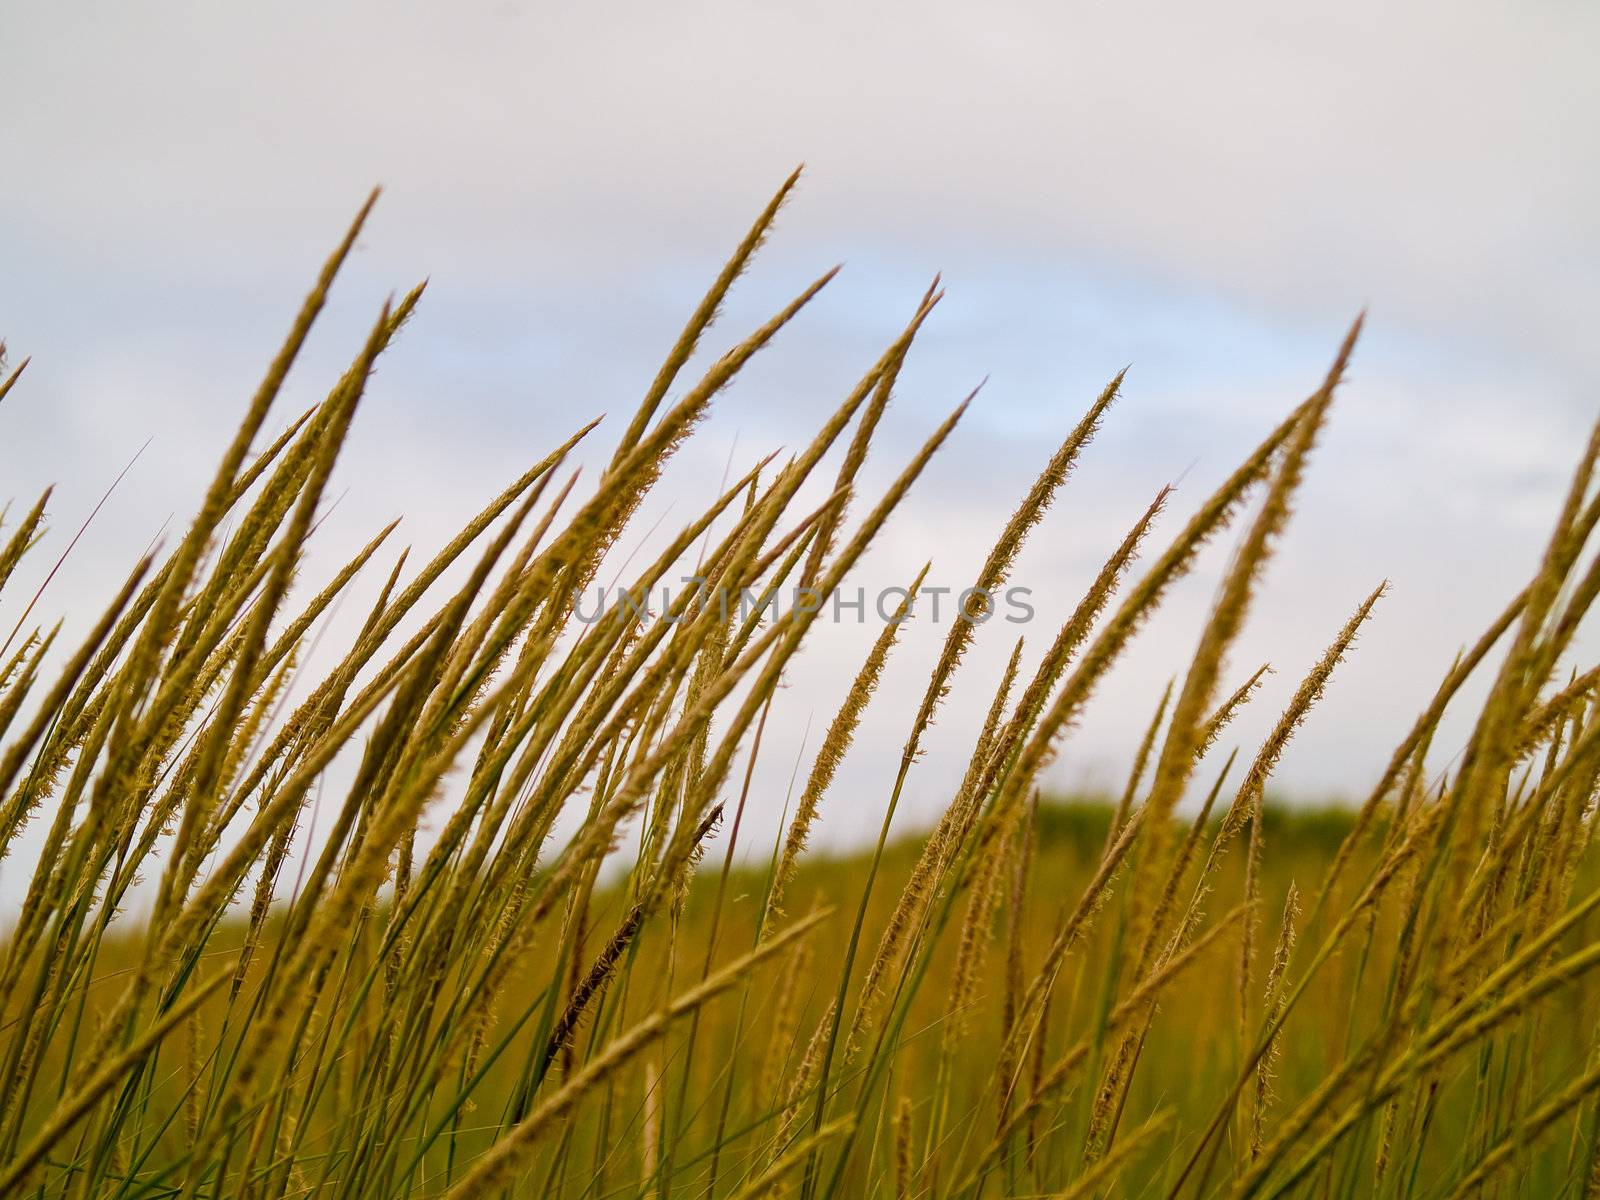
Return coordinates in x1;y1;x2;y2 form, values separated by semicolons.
3;0;1598;859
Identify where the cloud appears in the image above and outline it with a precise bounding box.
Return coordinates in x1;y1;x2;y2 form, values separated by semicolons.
2;0;1597;876
7;0;1597;367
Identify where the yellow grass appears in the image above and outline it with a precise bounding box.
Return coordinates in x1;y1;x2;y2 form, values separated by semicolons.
4;178;1600;1199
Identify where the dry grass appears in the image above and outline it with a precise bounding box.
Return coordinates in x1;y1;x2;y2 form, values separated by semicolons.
5;178;1600;1199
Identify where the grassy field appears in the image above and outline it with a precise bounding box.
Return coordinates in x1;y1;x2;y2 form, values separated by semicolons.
5;179;1600;1199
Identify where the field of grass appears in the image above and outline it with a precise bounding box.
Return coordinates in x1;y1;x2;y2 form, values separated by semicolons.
5;178;1600;1199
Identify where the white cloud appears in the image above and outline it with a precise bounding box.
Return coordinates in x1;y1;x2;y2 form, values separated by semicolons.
6;0;1596;367
2;0;1597;875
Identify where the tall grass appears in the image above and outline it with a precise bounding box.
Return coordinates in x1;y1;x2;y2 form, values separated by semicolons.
5;178;1600;1198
